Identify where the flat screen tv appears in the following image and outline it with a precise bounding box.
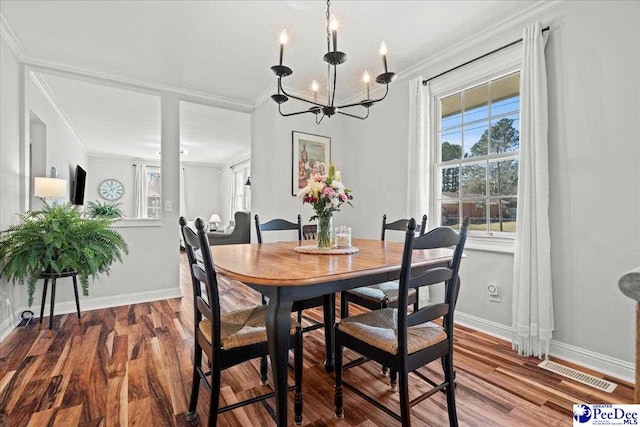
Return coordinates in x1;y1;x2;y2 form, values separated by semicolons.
71;165;86;205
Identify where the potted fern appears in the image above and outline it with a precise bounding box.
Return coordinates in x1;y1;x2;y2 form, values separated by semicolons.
0;203;128;306
85;200;124;219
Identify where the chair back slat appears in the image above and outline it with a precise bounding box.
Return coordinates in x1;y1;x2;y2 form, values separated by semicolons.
179;216;222;348
382;214;427;240
407;267;454;289
396;217;469;359
197;296;213;321
413;226;461;250
255;214;302;243
406;303;450;328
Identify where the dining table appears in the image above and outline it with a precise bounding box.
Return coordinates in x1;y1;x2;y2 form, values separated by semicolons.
210;237;455;426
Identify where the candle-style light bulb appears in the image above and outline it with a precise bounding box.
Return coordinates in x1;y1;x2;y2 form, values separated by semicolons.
312;80;319;102
279;29;288;65
330;15;338;52
379;41;388;73
363;71;370;100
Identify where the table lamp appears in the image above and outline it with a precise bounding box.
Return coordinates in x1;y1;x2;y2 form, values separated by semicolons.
209;214;222;231
34;177;67;204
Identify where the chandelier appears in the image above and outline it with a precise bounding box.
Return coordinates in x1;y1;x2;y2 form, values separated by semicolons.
270;0;396;124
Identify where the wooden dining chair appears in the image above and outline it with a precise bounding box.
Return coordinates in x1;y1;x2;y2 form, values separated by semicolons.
179;217;304;426
254;214;336;372
334;217;469;427
341;214;428;320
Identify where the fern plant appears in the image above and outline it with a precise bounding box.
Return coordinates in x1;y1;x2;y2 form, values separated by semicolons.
0;203;128;306
85;200;124;219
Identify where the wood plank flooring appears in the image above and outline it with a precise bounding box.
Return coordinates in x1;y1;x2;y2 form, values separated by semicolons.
0;253;634;426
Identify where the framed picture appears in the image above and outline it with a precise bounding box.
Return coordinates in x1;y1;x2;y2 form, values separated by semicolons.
291;131;331;196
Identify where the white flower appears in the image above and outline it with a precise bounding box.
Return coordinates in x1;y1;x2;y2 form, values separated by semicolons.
334;171;341;181
297;185;310;199
331;180;344;190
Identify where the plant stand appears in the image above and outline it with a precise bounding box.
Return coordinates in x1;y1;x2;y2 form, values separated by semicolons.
39;271;82;335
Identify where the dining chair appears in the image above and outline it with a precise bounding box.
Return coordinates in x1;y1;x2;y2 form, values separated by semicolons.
179;217;304;426
341;214;428;320
254;214;336;372
302;224;317;240
334;217;469;427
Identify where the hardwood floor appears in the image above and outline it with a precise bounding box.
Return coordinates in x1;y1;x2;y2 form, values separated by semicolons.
0;253;633;426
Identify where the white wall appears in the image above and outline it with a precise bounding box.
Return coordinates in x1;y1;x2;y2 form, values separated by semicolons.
250;100;348;243
28;75;89;205
182;163;223;221
341;0;640;373
0;37;24;336
85;155;160;218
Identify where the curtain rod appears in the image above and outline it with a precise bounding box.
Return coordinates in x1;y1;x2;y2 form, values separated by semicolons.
230;159;250;169
422;26;550;86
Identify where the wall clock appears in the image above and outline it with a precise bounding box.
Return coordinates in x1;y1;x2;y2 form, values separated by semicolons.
99;179;124;201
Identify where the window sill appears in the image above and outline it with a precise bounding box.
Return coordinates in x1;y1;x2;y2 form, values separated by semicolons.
465;235;515;254
111;218;162;228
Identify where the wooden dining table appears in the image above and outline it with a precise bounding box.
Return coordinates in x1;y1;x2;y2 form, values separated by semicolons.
211;238;454;426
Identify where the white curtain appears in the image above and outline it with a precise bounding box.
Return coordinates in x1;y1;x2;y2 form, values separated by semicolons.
407;76;430;224
407;76;430;303
221;166;233;227
512;22;553;358
179;166;186;218
133;164;148;218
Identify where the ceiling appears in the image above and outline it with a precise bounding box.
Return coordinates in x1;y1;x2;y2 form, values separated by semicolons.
2;1;540;104
40;73;251;164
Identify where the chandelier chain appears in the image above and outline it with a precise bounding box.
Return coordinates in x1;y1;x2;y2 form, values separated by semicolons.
326;0;331;104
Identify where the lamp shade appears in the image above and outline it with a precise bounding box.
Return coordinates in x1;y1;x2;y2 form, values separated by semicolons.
34;177;67;198
245;177;251;186
209;214;222;224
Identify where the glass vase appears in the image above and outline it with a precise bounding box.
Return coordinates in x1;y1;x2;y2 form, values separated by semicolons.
317;216;333;248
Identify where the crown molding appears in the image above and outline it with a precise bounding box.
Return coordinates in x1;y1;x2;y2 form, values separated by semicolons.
0;12;27;60
29;71;90;153
23;56;255;113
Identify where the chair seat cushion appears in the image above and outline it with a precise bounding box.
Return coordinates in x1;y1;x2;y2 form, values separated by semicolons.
338;307;446;355
346;281;416;303
199;305;297;350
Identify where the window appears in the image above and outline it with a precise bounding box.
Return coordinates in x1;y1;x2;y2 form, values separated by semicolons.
435;72;520;237
232;162;250;213
146;167;161;219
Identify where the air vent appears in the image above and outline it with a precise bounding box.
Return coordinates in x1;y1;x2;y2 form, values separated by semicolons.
538;360;617;393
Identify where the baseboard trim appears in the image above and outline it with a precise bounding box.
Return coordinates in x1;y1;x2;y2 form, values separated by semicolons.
0;287;183;342
454;311;635;384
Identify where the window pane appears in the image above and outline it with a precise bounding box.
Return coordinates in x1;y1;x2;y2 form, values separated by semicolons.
441;129;462;162
440;166;459;197
489;159;518;196
441;93;461;129
463;83;489;123
491;73;520;116
490;198;517;232
461;163;486;197
462;200;487;232
441;201;459;229
463;120;489;158
490;114;520;153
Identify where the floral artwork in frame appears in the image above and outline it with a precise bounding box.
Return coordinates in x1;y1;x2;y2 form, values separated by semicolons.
292;131;331;196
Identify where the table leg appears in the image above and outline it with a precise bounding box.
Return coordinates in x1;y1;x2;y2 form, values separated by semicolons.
265;291;293;427
323;293;335;372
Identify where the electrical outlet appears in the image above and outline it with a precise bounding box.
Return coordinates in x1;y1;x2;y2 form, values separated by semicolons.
164;200;173;212
487;283;501;302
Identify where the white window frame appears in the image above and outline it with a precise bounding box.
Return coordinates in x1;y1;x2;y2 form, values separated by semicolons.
232;161;251;214
145;166;162;219
428;45;521;253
